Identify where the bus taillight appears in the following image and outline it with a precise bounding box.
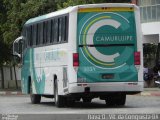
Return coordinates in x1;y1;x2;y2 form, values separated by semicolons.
134;52;141;65
73;53;79;67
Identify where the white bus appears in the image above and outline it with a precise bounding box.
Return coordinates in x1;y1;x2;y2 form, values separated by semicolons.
13;3;143;107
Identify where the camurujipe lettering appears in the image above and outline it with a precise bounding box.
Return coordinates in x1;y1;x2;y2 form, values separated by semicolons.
96;35;133;42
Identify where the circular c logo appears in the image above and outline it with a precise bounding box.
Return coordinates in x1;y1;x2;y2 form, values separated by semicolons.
79;12;131;68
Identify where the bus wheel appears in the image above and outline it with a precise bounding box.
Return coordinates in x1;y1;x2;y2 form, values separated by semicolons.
105;94;126;106
66;99;75;107
30;94;41;104
105;95;117;106
105;96;116;106
54;80;65;107
116;94;126;106
75;97;81;102
83;98;92;103
30;82;41;104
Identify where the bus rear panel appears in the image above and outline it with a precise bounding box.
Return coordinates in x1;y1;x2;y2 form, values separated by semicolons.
69;4;143;96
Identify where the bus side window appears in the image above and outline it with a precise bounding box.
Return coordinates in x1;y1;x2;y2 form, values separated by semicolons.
37;23;40;46
54;18;59;43
43;22;46;44
33;24;37;46
45;21;48;44
47;20;51;44
65;16;69;42
27;27;30;47
40;22;43;45
31;25;33;47
36;24;39;45
61;16;68;42
59;17;62;42
24;30;27;50
61;16;65;42
51;19;55;43
22;27;26;50
26;27;29;47
28;25;33;47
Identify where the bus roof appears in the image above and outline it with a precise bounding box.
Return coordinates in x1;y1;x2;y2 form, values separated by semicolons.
25;6;74;25
25;3;137;26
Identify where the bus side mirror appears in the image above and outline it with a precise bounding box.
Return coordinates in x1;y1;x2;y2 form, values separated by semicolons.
13;36;23;58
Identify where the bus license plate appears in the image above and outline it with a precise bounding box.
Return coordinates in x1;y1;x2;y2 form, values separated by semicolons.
102;74;114;79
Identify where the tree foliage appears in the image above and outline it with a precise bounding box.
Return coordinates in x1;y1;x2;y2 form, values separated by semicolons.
2;0;58;45
0;0;11;66
0;0;58;65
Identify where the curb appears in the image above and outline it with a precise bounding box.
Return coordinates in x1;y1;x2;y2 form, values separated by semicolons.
136;91;160;96
150;92;160;96
0;91;23;95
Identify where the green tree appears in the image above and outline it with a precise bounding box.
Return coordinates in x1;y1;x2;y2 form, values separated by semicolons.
0;0;10;88
0;0;58;89
2;0;62;45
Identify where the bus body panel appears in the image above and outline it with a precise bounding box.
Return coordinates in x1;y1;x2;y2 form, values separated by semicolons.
76;6;141;84
68;4;143;94
134;5;144;83
18;4;143;97
21;43;69;95
67;7;78;85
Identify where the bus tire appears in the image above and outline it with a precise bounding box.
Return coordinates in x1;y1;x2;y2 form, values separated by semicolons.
66;99;75;107
116;94;126;106
105;94;126;106
105;97;116;106
30;81;41;104
30;94;41;104
82;98;92;103
54;80;65;108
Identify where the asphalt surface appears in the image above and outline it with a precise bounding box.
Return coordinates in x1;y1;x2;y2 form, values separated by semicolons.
0;90;160;120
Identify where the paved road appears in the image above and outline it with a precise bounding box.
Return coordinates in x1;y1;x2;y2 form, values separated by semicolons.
0;95;160;120
0;95;160;114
